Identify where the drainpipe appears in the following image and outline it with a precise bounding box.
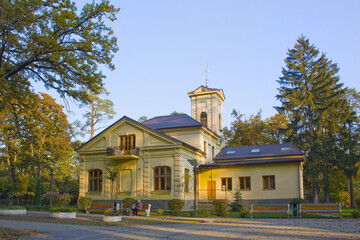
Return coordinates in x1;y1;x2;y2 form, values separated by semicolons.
298;163;303;198
194;165;197;217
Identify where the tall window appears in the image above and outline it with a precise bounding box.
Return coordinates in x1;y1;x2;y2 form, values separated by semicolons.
154;166;171;191
219;114;221;130
203;141;207;155
184;168;190;192
120;135;135;153
263;175;275;190
221;177;232;191
239;177;251;190
200;112;207;127
89;169;102;192
212;146;215;160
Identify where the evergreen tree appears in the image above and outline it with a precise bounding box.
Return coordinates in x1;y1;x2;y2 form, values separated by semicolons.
229;189;247;217
276;36;345;202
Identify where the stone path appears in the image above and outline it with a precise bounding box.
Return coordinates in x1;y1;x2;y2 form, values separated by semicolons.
0;217;360;239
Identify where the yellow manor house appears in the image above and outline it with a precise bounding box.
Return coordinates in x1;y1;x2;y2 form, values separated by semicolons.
77;86;304;210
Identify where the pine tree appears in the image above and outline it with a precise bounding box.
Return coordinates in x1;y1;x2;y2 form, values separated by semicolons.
276;36;345;203
229;189;247;217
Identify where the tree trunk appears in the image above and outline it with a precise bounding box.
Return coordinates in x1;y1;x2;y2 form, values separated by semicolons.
90;104;95;138
349;175;354;208
312;177;319;203
324;166;330;203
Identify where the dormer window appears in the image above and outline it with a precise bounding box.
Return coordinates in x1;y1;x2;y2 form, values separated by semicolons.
200;112;207;127
250;148;260;153
280;146;290;151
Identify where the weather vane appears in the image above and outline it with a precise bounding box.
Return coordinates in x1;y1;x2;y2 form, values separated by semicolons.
205;65;209;87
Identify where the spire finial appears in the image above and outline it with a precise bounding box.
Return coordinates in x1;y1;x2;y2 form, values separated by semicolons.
205;65;209;87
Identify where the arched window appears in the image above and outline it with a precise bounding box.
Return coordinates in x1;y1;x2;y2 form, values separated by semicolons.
89;169;103;192
154;166;171;191
200;112;207;127
219;114;222;130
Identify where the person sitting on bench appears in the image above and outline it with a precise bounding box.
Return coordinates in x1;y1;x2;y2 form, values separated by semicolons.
132;200;142;216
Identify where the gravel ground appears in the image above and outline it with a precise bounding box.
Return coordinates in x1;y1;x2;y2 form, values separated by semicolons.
0;214;359;239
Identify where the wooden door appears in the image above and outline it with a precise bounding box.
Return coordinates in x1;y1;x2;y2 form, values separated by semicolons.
207;181;216;199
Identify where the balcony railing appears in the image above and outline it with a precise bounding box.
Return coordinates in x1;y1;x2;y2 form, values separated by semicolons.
106;146;140;157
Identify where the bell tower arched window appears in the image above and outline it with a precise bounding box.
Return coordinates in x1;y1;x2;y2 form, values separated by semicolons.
200;112;207;127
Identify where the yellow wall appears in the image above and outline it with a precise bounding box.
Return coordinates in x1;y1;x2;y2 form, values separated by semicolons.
198;162;301;201
78;119;201;201
160;127;223;163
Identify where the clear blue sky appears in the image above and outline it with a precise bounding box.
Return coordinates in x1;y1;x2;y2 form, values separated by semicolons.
62;0;360;140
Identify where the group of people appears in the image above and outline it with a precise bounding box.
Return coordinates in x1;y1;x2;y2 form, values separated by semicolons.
131;199;142;216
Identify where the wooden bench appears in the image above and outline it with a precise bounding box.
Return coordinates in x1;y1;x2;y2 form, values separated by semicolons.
85;202;113;214
250;204;290;218
119;203;151;216
299;203;342;218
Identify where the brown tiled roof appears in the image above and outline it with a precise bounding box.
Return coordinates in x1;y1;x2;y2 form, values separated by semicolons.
214;143;304;161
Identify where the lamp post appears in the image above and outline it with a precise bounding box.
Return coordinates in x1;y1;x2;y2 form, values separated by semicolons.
188;160;200;218
45;166;60;208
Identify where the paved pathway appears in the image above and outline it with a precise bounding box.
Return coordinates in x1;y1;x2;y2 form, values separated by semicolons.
0;217;360;239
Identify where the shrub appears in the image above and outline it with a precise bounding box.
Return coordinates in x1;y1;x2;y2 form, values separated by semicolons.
42;193;70;207
204;210;211;218
0;206;25;210
168;199;184;216
351;210;360;219
290;198;307;205
156;208;163;216
122;197;136;204
229;190;247;217
355;199;360;210
213;199;229;217
189;211;194;217
49;207;76;213
78;197;92;210
104;209;120;216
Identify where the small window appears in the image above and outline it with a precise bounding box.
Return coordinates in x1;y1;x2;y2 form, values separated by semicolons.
250;148;260;153
221;178;232;191
154;166;171;191
212;146;215;160
204;141;207;154
239;177;251;190
280;146;290;151
263;175;275;190
88;169;103;192
226;150;236;155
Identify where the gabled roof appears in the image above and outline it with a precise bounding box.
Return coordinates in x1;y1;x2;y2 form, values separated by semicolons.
77;115;204;154
142;114;202;130
214;143;304;161
187;85;225;101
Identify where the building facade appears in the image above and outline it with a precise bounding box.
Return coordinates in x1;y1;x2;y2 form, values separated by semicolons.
77;86;304;209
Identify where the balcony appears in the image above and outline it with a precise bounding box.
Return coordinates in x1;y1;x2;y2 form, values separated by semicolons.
106;146;140;160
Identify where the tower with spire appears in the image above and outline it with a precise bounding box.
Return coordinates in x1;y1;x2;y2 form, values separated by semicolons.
187;68;225;135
